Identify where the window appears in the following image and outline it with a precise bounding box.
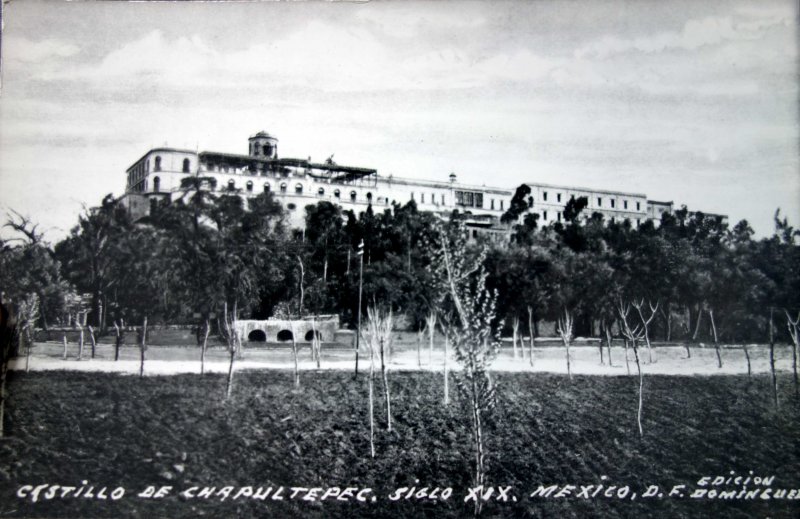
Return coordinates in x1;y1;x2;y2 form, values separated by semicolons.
491;199;495;210
431;193;435;204
636;201;641;211
263;144;272;157
264;183;270;193
350;191;357;201
500;200;504;210
295;183;303;194
421;193;425;203
624;200;628;209
207;164;215;172
246;181;253;192
611;199;615;208
441;194;445;204
318;187;325;196
557;193;562;203
280;182;287;194
287;203;296;210
454;190;483;208
543;210;548;221
597;197;602;207
182;158;190;173
557;212;561;222
366;192;373;201
611;217;616;224
334;189;340;198
543;192;548;201
154;156;161;172
227;179;235;191
637;219;641;226
472;230;478;238
145;160;150;172
153;176;160;192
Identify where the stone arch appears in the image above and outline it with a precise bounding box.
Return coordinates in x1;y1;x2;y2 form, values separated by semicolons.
277;329;294;342
305;330;322;341
248;330;267;342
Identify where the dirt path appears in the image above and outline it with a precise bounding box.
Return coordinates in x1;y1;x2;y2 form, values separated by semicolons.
9;341;798;376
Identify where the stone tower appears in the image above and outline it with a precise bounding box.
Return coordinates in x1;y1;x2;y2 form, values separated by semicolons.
248;131;279;159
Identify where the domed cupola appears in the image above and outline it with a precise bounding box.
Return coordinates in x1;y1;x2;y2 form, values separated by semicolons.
248;131;279;159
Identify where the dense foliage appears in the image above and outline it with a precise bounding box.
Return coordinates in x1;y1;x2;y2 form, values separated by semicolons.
1;188;798;343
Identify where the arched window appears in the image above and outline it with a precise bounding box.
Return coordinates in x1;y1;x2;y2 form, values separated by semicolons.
280;182;287;194
182;158;190;173
145;160;150;173
263;144;273;157
318;187;325;196
366;192;373;201
334;189;340;198
295;183;303;194
153;176;160;192
277;330;294;342
350;191;357;201
264;183;270;193
246;180;253;192
228;179;235;191
154;156;161;172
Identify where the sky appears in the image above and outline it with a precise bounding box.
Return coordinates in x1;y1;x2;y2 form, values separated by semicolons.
0;0;797;241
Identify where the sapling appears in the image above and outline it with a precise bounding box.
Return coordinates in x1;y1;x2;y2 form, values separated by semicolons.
618;300;646;437
556;308;574;380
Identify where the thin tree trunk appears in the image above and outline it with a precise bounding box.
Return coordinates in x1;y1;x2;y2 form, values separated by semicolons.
24;327;31;372
443;332;449;406
769;308;778;410
563;337;572;380
62;334;68;360
470;375;485;518
113;322;121;361
200;319;209;375
139;316;148;378
417;327;423;368
226;346;236;398
623;338;631;375
633;341;644;437
604;322;614;367
78;323;84;361
598;336;604;365
88;326;96;359
292;324;299;389
692;306;703;342
527;306;535;367
380;337;391;431
368;339;375;458
512;316;519;359
709;309;722;368
743;344;751;377
427;312;436;368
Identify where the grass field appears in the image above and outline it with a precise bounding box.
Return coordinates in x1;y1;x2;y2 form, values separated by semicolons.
1;370;799;518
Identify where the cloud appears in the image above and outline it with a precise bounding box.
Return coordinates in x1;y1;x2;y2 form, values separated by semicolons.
575;12;792;59
4;37;80;63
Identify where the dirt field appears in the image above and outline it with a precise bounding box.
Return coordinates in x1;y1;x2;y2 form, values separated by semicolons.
1;369;799;518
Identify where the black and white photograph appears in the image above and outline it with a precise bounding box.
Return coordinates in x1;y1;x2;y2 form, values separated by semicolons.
0;0;798;517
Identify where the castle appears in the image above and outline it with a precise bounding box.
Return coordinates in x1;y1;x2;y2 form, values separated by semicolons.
121;130;682;237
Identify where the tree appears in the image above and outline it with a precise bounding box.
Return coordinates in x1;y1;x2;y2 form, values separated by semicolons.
427;219;499;516
56;195;133;330
617;299;646;437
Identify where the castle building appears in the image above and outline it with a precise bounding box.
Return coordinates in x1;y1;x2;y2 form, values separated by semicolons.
121;131;690;237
